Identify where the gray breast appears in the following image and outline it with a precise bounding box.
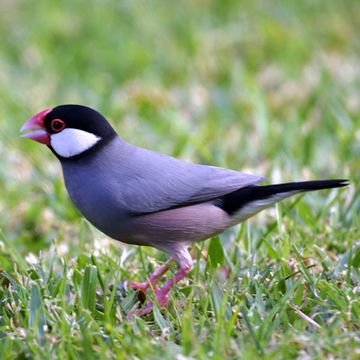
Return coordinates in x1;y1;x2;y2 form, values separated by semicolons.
60;143;133;241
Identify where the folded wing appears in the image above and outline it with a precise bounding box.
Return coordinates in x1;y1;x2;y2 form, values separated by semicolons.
116;146;265;214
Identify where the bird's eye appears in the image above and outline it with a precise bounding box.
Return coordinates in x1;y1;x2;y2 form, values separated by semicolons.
51;119;66;132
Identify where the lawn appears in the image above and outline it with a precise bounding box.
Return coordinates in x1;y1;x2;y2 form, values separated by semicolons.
0;1;359;359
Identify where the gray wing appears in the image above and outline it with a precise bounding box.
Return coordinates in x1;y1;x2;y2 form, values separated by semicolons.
115;144;266;214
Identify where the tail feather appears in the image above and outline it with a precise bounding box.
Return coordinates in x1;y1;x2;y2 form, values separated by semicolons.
217;179;349;215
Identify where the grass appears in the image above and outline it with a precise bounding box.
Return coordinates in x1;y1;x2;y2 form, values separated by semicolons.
0;0;360;358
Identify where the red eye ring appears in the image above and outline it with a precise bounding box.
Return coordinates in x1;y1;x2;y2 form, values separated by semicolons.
51;119;66;132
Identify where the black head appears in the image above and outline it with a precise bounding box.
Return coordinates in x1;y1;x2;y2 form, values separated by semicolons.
45;104;116;139
21;104;118;160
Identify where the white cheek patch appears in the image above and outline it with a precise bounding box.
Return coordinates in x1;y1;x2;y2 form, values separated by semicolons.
50;128;101;158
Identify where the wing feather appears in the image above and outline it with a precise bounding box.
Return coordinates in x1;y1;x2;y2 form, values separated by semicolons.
117;146;265;214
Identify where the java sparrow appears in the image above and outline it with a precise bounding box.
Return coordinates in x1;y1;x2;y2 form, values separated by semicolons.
21;104;348;315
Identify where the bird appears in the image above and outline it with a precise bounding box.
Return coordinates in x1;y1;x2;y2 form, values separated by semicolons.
20;104;348;315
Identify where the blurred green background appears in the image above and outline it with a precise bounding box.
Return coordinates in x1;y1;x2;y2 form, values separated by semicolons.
0;1;359;358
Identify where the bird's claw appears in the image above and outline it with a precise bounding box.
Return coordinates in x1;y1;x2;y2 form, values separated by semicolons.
124;259;191;317
124;279;150;293
126;286;171;318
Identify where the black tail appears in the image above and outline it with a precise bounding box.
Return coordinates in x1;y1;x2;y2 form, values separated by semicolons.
217;179;349;215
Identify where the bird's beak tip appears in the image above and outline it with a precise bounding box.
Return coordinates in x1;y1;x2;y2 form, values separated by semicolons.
20;108;52;144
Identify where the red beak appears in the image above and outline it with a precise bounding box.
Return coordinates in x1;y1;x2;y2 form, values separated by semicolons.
20;108;52;145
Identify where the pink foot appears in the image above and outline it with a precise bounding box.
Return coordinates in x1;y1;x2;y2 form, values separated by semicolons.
127;301;154;318
154;286;171;307
127;260;193;317
126;280;149;293
127;288;170;318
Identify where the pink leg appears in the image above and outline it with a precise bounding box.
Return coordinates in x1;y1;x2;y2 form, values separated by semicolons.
154;263;193;307
125;258;174;293
129;248;193;317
